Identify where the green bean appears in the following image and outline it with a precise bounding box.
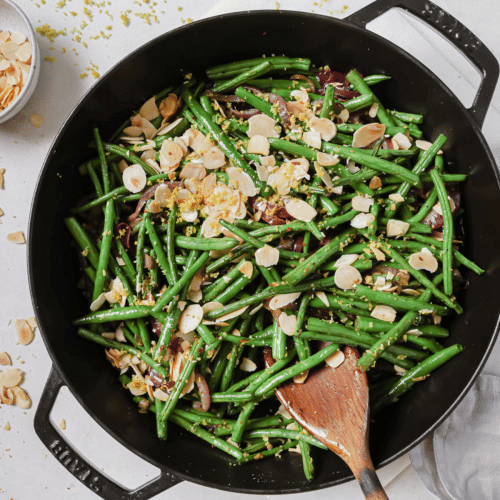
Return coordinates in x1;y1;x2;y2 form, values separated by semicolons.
336;123;407;137
153;297;181;360
294;293;311;362
404;335;444;353
238;440;300;464
318;195;340;216
156;399;167;440
135;218;147;297
320;84;336;119
299;435;315;481
174;235;238;251
372;344;463;413
213;61;273;93
272;319;287;360
160;336;205;423
430;168;454;295
64;217;100;268
100;143;158;176
77;328;168;379
388;109;424;124
86;163;104;198
152;251;209;313
115;238;136;284
165;206;179;284
230;401;256;444
94;128;111;194
242;428;327;450
216;269;258;305
346;69;395;126
144;214;174;285
234;86;278;121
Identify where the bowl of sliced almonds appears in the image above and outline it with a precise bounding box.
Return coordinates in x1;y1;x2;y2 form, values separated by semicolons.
0;0;39;124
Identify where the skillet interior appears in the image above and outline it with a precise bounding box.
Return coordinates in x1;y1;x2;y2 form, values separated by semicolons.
28;10;500;494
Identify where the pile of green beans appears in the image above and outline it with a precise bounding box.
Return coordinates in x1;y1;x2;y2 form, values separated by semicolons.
68;55;482;482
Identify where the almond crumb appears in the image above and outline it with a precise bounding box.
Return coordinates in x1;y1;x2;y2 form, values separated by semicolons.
3;422;11;431
59;419;66;430
7;231;26;244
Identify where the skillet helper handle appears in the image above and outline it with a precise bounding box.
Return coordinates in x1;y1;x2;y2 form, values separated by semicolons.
346;0;499;128
34;366;182;500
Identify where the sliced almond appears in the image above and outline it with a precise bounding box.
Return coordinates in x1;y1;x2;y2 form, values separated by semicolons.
202;146;225;170
370;243;386;261
139;96;160;121
3;421;11;431
285;198;317;222
433;197;455;216
202;302;224;315
389;193;405;203
408;251;439;273
302;131;322;149
247;114;280;138
392;132;412;150
154;183;173;206
350;213;375;229
178;304;203;333
260;155;276;168
352;123;386;148
338;108;350;123
352;195;374;213
310;117;336;141
293;369;309;384
0;368;23;388
10;31;27;45
291;89;309;103
157;117;183;136
15;319;34;345
368;102;379;118
226;166;259;197
387;219;410;237
315;291;329;306
0;352;12;365
256;164;269;182
123;164;147;193
240;357;257;372
179;162;206;181
7;230;25;244
415;140;443;154
215;306;249;323
369;176;382;190
158;94;178;119
255;244;279;268
1;41;19;61
317;151;340;167
247;135;270;156
334;254;359;268
30;114;43;128
1;387;14;405
160;140;184;172
11;386;31;409
17;42;32;63
278;312;297;336
269;292;301;310
325;349;345;368
334;265;362;290
187;128;213;153
238;261;253;280
371;305;397;322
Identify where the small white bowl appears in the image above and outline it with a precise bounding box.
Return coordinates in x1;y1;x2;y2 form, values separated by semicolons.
0;0;40;124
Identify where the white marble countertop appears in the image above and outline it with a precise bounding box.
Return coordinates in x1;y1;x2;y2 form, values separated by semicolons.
1;0;499;499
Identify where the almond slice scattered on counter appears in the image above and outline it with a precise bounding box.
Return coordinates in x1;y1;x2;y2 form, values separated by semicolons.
0;352;11;365
15;319;34;345
7;230;26;244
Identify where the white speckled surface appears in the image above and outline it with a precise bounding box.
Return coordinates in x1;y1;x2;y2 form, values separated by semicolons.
0;1;499;498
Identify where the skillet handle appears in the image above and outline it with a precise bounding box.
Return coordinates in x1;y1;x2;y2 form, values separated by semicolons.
345;0;499;128
34;366;183;500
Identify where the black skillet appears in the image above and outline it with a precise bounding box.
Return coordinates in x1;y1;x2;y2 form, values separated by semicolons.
29;0;500;498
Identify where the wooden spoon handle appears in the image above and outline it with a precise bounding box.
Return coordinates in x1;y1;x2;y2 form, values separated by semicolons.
357;466;389;500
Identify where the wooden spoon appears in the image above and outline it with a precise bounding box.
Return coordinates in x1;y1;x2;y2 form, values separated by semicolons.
264;345;389;500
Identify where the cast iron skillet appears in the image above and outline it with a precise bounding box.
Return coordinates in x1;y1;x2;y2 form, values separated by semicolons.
29;0;500;498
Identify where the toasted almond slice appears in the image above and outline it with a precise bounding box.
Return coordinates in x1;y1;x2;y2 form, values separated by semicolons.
0;31;10;44
115;326;126;342
153;388;170;401
247;114;280;138
279;312;297;336
255;244;279;268
3;421;11;430
238;261;253;280
371;305;397;322
406;328;423;336
408;251;439;273
347;160;360;174
338;108;350;123
157;117;183;136
123;164;147;193
293;369;309;384
260;155;276;168
350;213;375;229
395;365;407;376
202;302;224;315
352;195;374;213
392;132;412;150
187;128;213;153
7;230;25;244
181;210;198;223
240;357;257;372
123;126;145;138
370;243;386;261
11;386;31;409
314;162;333;190
179;162;206;180
202;146;226;170
139;96;160;121
1;41;19;61
334;254;359;268
310;117;336;141
315;291;329;307
415;140;443;154
90;292;107;311
247;134;270;156
368;102;379;118
0;352;12;365
331;175;343;195
387;219;410;237
0;59;10;71
291;89;309;103
285;198;317;222
173;136;189;155
215;306;249;323
334;265;362;290
389;193;405;203
160;140;183;171
159;94;178;119
352;123;386;148
369;176;382;190
0;387;14;405
10;31;27;45
200;217;222;238
269;292;301;310
178;304;203;334
226;166;259;197
402;288;421;296
154;183;172;206
256;164;269;182
29;113;43;127
0;368;23;388
302;131;321;149
325;349;345;368
433;196;455;216
316;151;339;167
15;319;33;345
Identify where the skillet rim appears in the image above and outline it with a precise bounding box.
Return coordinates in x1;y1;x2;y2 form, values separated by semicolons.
27;8;500;494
